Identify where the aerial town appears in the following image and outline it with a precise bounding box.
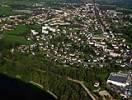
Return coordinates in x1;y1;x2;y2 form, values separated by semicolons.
0;1;132;100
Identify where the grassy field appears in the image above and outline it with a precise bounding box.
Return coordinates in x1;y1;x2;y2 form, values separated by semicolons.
1;24;32;49
0;5;13;16
3;35;32;45
5;25;30;36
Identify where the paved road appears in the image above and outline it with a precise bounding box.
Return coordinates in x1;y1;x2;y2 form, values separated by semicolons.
67;77;96;100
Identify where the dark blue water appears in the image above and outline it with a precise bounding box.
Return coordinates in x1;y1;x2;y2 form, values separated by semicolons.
0;74;55;100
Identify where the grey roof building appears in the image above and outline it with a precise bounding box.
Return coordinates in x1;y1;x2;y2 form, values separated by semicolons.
107;72;131;87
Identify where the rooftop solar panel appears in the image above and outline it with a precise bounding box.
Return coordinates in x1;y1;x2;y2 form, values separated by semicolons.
108;74;128;83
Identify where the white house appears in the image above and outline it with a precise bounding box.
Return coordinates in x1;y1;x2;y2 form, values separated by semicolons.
31;30;39;35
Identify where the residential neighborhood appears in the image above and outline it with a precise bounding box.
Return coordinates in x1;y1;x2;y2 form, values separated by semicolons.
0;1;132;100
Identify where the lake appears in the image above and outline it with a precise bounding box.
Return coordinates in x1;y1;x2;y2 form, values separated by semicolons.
0;73;56;100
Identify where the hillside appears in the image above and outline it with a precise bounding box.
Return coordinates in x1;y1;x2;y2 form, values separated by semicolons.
96;0;132;7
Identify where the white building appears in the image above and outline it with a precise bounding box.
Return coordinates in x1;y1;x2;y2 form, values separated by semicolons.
42;25;56;34
107;73;131;87
109;52;121;57
31;30;39;35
